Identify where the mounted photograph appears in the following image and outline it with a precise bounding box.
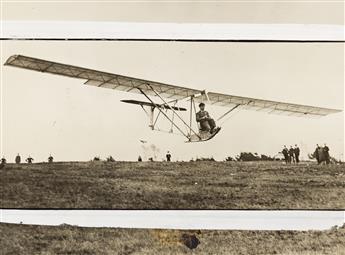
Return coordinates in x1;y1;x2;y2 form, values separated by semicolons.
1;36;343;209
1;210;345;254
1;2;344;210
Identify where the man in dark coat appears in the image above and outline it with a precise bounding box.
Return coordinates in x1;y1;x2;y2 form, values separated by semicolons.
293;144;300;163
323;143;330;164
282;146;289;164
196;103;217;133
48;155;54;163
0;157;6;169
15;153;21;164
314;144;321;164
166;151;172;162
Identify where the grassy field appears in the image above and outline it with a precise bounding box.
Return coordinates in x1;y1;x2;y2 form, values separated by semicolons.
1;223;345;255
1;161;344;209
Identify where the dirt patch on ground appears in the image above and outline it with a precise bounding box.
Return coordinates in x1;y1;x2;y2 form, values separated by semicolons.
1;161;344;209
1;223;345;255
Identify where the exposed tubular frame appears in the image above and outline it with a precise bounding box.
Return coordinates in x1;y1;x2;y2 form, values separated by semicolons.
138;86;202;141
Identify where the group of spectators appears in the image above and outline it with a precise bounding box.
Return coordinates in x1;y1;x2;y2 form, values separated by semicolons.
281;144;332;165
282;145;300;164
313;144;331;164
0;154;54;168
14;154;35;164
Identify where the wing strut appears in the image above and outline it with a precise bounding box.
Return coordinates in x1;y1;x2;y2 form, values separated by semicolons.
145;85;201;140
189;96;193;137
138;88;190;139
153;109;162;129
217;104;241;122
169;101;178;133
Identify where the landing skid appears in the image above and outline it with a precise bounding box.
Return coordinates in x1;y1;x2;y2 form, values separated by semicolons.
186;127;221;143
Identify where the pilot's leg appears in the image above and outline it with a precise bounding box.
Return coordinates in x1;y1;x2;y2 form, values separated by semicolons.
200;121;211;132
208;118;216;132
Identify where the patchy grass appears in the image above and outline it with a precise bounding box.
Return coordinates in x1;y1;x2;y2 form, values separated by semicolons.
1;223;345;255
1;161;344;209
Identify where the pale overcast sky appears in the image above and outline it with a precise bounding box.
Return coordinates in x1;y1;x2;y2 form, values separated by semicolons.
1;2;344;162
2;41;343;162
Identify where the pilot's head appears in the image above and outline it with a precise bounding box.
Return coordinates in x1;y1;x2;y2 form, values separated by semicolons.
199;102;205;111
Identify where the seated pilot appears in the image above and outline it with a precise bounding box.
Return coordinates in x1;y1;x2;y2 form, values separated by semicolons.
196;103;217;133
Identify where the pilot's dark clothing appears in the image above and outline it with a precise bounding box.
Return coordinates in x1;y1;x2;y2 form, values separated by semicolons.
196;110;216;132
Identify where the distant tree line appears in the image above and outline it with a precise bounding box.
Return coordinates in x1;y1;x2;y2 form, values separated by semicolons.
190;157;216;162
225;152;276;162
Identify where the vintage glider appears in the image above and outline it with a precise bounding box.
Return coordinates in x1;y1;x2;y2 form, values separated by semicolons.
4;55;342;142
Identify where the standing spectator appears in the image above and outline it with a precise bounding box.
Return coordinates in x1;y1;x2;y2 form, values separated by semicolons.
166;151;172;162
293;144;300;163
314;144;321;164
15;153;21;164
48;154;54;163
0;157;6;169
282;146;289;164
289;146;295;163
317;145;325;164
323;144;330;164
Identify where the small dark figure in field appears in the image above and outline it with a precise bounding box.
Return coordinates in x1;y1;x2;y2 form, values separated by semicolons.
294;145;300;163
0;157;6;169
93;157;100;161
166;151;172;162
26;156;34;164
15;153;21;164
148;157;154;162
282;146;289;164
138;156;142;162
48;155;54;163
